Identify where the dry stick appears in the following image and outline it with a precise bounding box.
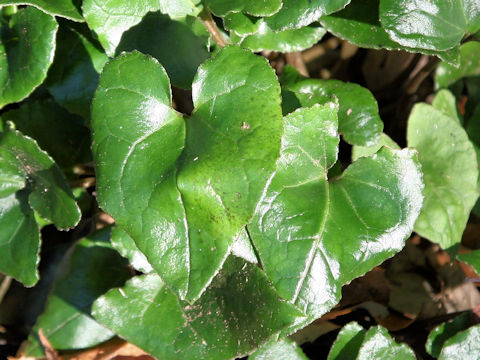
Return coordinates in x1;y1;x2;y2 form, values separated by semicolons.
285;52;309;77
0;276;12;305
38;329;60;360
404;56;440;95
199;8;228;48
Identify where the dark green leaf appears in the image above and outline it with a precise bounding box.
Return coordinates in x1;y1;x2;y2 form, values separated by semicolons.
82;0;161;56
281;72;383;146
0;0;83;21
25;228;131;356
457;250;480;274
232;22;326;52
223;11;261;36
425;311;471;358
248;105;423;333
2;100;91;168
327;322;365;360
45;24;108;120
407;103;479;250
352;133;400;162
205;0;282;17
0;191;39;286
320;0;460;64
0;154;25;198
250;338;308;360
116;12;210;89
435;42;480;88
379;0;480;51
356;326;415;359
92;257;301;360
0;7;58;108
92;47;283;302
265;0;351;31
111;226;153;273
438;324;480;360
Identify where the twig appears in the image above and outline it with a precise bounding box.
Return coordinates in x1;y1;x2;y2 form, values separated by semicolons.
0;276;12;304
199;8;228;48
404;56;440;95
285;52;309;77
38;329;59;360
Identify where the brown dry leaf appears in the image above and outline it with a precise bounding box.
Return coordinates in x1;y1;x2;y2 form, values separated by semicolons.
462;223;480;249
340;267;390;308
62;338;153;360
289;319;340;345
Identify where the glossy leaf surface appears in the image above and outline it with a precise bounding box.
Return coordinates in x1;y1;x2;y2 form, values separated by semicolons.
205;0;282;17
111;226;153;273
0;191;39;286
281;72;383;146
233;22;326;52
435;42;480;88
92;47;283;302
356;326;415;359
320;0;460;64
265;0;351;31
250;338;308;360
438;324;480;360
352;133;399;162
248;104;423;332
407;103;479;250
327;322;365;360
2;100;91;168
25;228;131;356
0;128;81;229
92;257;300;360
46;24;108;120
0;0;83;21
159;0;201;18
82;0;161;56
432;89;462;124
379;0;480;51
0;7;58;108
116;12;210;89
425;311;470;358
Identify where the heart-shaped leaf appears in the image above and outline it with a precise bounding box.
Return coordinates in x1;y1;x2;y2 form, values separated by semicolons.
92;256;301;360
24;228;131;357
91;46;283;302
248;104;423;332
379;0;480;51
0;0;83;21
407;103;479;250
82;0;161;56
0;6;58;108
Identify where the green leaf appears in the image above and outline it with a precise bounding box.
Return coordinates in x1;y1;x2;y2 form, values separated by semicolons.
0;191;39;286
45;24;108;120
425;311;471;358
0;154;25;198
432;89;463;124
250;338;308;360
223;11;261;36
457;250;480;274
435;42;480;88
2;100;91;168
0;7;58;108
82;0;161;56
205;0;282;17
116;12;210;89
327;322;366;360
379;0;480;51
407;103;479;250
438;324;480;360
25;228;131;357
111;226;153;273
320;0;460;64
159;0;201;18
281;72;383;146
92;256;301;360
92;46;283;302
0;0;83;21
264;0;351;31
0;128;81;230
356;326;415;359
352;133;400;162
233;22;327;52
231;229;258;264
248;105;424;332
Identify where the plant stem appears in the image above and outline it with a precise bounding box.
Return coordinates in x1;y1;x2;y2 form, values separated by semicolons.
404;56;439;95
200;8;228;48
0;276;12;305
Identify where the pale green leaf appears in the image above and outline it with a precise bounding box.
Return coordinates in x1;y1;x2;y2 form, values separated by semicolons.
435;42;480;88
0;0;83;21
352;134;400;162
439;324;480;360
111;226;153;273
